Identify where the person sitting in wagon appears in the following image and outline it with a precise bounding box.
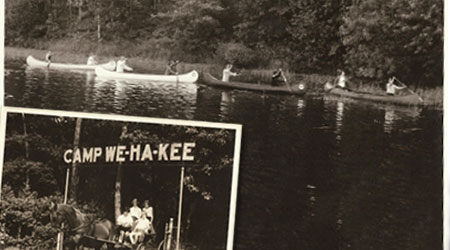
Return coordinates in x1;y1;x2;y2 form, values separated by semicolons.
116;208;134;243
129;198;142;220
143;200;156;235
129;213;153;245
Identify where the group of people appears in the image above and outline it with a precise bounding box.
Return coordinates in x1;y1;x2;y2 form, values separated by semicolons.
332;69;406;96
45;51;179;75
45;51;409;95
116;198;155;245
221;64;288;87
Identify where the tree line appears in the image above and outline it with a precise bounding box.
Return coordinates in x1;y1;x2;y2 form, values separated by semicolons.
5;0;443;85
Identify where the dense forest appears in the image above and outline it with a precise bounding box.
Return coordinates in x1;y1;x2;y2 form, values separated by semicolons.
5;0;443;85
0;113;236;249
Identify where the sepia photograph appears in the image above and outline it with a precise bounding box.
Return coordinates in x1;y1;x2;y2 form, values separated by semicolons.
0;107;242;250
1;0;445;250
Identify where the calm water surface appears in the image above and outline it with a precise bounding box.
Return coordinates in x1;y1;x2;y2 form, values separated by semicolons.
5;59;443;250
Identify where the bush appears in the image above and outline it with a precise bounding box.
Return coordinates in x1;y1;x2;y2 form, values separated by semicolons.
215;42;260;68
0;185;61;249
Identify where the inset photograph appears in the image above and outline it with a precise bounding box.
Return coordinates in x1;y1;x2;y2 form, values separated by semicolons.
0;107;242;250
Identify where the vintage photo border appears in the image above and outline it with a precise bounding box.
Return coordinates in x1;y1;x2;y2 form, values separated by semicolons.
0;106;242;250
444;2;449;249
1;0;4;107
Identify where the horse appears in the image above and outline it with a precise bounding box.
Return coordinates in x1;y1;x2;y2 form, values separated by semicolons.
48;202;116;250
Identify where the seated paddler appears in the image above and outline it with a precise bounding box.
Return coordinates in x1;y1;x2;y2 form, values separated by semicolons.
165;60;179;75
333;70;352;91
271;68;286;86
116;56;133;73
222;64;239;82
386;77;405;96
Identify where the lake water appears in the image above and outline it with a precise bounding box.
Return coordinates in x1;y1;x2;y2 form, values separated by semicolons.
4;59;443;250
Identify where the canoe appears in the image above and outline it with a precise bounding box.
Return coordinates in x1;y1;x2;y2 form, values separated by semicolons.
95;66;199;83
202;73;306;96
326;87;423;106
26;55;116;71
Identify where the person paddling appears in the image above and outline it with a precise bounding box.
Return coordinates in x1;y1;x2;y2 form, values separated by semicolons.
271;68;286;86
87;53;98;65
45;51;53;67
386;77;405;96
116;56;133;73
165;60;179;75
334;70;351;91
222;64;239;82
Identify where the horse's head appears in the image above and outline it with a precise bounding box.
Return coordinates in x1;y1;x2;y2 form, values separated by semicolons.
48;201;64;226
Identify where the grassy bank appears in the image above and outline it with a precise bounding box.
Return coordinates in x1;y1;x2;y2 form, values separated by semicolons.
5;45;442;108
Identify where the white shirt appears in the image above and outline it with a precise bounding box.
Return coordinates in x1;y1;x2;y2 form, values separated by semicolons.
337;75;346;88
386;82;403;95
87;56;97;65
143;206;153;220
134;217;151;232
222;68;237;82
116;60;133;73
129;206;142;219
117;213;134;227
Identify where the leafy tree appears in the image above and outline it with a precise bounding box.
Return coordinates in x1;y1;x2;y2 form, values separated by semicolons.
5;0;48;45
233;0;293;57
0;185;61;249
339;0;443;84
152;0;225;61
288;0;351;73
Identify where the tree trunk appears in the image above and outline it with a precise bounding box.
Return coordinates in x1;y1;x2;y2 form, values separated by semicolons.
114;125;128;219
97;13;101;42
78;0;83;20
21;114;30;189
114;163;123;220
70;118;83;201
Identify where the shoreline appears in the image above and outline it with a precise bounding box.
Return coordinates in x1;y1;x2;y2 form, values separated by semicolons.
4;46;442;108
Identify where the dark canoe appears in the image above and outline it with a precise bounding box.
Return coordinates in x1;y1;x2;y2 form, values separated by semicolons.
202;73;306;96
327;87;423;106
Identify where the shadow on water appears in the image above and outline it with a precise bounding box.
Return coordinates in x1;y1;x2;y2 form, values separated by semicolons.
4;59;443;250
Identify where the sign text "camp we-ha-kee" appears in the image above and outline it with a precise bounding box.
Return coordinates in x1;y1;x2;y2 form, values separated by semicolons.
63;143;196;164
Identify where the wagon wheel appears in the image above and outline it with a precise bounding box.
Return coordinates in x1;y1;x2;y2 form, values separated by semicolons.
134;234;157;250
136;243;147;250
157;239;176;250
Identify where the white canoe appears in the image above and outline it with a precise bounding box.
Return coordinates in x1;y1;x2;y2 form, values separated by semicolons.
26;55;116;71
95;66;199;83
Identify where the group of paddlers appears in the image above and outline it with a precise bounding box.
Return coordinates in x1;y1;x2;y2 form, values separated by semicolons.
221;64;288;86
223;64;409;95
331;69;408;96
45;51;410;95
116;198;156;246
45;51;180;75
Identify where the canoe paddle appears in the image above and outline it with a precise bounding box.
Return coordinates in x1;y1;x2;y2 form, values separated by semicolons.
280;70;292;92
393;77;423;102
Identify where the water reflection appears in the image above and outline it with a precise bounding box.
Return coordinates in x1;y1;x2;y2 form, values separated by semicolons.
296;99;305;117
220;91;234;118
335;101;345;142
383;105;422;134
4;59;443;250
384;107;396;133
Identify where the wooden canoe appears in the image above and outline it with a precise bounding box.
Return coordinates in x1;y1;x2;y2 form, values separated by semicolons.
202;73;306;96
326;87;423;106
95;66;199;83
26;55;116;71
